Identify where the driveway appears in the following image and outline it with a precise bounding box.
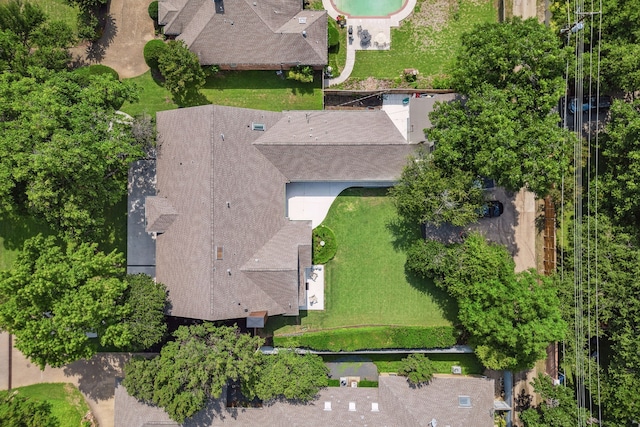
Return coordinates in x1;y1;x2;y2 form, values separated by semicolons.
1;331;130;427
70;0;155;78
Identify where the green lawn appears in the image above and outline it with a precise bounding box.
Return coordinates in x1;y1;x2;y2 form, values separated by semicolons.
11;383;91;426
122;70;323;117
349;0;497;80
328;25;348;77
272;188;456;337
0;0;79;34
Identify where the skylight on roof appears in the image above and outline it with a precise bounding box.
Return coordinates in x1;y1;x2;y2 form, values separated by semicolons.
458;396;472;408
251;123;266;131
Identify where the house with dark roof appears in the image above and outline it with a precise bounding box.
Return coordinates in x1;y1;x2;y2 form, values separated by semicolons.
130;105;416;322
115;375;496;427
158;0;327;70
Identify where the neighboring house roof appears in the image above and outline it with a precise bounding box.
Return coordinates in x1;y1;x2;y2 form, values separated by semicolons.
152;105;415;322
408;93;459;143
115;375;495;427
158;0;327;67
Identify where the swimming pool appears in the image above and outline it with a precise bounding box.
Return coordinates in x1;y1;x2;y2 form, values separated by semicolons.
333;0;405;17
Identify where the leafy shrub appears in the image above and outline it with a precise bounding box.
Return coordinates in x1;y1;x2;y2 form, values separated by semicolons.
143;39;167;70
398;353;436;385
148;1;159;20
358;380;379;387
327;379;341;387
312;225;337;264
287;65;314;83
74;64;120;81
274;326;457;351
328;18;340;48
77;9;99;41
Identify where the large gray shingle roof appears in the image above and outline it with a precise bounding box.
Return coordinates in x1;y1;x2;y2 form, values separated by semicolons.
115;376;495;426
153;105;420;322
159;0;327;67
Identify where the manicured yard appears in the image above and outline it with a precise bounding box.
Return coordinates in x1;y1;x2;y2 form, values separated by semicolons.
121;70;323;117
349;0;497;81
10;383;91;426
271;188;457;341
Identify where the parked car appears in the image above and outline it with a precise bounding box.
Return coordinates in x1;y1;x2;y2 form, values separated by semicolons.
480;201;504;218
568;95;613;113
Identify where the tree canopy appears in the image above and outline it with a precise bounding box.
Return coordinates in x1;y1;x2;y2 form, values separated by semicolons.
250;350;328;402
426;18;572;197
397;353;436;386
0;236;168;368
390;148;484;227
157;40;206;106
0;390;59;427
0;0;75;74
520;373;586;427
123;324;264;423
0;70;142;238
407;233;566;371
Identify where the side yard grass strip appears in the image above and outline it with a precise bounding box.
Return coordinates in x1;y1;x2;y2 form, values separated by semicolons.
274;325;457;351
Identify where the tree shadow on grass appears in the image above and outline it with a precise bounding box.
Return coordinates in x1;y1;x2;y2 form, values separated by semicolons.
386;215;422;252
0;213;55;252
404;267;459;326
176;89;210;108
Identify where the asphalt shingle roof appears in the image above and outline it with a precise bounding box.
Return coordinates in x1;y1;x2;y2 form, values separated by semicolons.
115;376;495;426
159;0;327;67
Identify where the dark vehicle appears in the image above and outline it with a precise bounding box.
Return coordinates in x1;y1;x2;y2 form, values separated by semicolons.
568;95;613;113
480;201;504;218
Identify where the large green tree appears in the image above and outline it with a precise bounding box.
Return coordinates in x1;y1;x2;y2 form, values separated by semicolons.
427;18;572;198
0;0;75;74
520;373;586;427
0;238;168;368
390;148;484;227
251;351;328;402
0;71;142;238
407;233;566;371
0;235;129;369
123;324;264;423
157;40;206;106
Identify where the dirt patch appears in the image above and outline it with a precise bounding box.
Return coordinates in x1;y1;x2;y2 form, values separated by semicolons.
341;77;394;91
410;0;452;32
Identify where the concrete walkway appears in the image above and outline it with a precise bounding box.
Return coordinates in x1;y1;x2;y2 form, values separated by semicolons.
323;0;417;86
70;0;155;78
1;332;130;427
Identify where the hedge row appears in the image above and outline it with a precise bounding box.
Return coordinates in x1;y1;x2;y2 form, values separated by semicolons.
274;326;457;351
327;379;379;387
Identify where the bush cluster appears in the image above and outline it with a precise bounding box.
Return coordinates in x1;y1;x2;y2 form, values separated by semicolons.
148;1;159;20
73;64;120;81
312;225;337;264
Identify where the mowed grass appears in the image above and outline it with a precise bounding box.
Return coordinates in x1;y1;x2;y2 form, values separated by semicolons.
122;70;323;117
0;0;79;34
321;353;484;375
10;383;91;426
350;0;497;80
273;188;455;335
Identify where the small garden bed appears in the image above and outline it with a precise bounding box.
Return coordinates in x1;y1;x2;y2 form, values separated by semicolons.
312;225;337;264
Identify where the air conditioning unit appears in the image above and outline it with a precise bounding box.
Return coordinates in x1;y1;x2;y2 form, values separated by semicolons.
451;366;462;375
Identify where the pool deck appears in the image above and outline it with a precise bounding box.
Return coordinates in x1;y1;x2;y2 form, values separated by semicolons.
324;0;417;86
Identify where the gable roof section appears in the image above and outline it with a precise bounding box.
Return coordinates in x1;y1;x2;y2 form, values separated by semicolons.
159;0;327;67
254;110;415;181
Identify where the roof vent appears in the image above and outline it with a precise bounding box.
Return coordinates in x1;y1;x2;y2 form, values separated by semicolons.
458;396;472;408
302;30;307;37
371;402;379;412
299;17;307;24
251;122;266;131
